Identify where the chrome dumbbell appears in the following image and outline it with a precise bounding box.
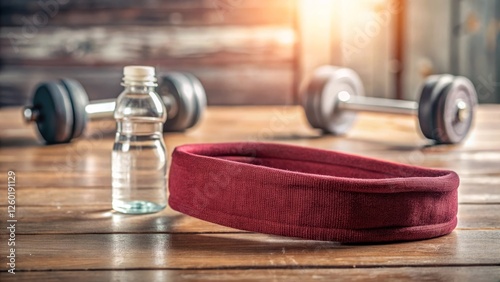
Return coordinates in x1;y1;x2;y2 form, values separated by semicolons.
303;66;477;144
22;72;207;144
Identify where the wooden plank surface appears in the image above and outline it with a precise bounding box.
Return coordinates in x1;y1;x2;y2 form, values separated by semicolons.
1;231;499;271
0;106;499;280
2;267;500;282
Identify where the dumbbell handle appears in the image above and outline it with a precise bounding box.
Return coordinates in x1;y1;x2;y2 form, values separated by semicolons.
338;94;418;116
337;92;469;122
84;99;116;119
24;95;177;123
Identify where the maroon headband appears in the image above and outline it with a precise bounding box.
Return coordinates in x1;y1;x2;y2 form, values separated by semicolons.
168;142;459;243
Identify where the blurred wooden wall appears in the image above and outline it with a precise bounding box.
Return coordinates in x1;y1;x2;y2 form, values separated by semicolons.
403;0;499;103
0;0;410;107
457;0;499;104
1;0;497;107
0;0;297;106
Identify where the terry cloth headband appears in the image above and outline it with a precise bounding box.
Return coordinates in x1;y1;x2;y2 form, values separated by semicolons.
168;142;459;243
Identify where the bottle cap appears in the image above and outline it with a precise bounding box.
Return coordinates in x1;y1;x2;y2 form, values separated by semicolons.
123;66;157;83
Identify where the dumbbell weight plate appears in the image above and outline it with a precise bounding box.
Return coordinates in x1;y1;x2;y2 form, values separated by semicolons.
182;72;207;129
418;75;453;141
303;66;364;135
434;76;477;144
417;75;442;140
60;79;89;141
159;72;206;131
303;68;328;129
32;81;74;144
159;73;197;132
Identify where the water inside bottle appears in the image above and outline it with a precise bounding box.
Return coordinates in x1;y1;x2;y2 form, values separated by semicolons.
112;120;167;214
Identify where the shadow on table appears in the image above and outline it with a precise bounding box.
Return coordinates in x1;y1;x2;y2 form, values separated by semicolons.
0;136;43;147
165;231;418;255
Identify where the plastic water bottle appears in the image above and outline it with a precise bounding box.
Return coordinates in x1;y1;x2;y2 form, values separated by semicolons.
112;66;167;214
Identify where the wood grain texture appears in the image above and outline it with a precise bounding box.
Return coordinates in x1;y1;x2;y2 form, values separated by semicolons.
0;0;297;106
0;106;499;279
1;231;500;271
0;26;294;66
0;0;294;27
0;65;295;106
2;267;500;282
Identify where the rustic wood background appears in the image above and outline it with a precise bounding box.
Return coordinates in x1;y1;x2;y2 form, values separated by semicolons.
0;0;297;106
0;0;403;107
0;0;498;107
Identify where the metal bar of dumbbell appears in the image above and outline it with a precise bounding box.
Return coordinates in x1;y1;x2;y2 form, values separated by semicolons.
23;97;175;121
21;72;206;144
303;66;478;144
84;99;120;120
338;94;470;123
337;94;419;116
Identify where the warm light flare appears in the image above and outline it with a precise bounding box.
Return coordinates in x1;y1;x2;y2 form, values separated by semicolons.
299;0;400;64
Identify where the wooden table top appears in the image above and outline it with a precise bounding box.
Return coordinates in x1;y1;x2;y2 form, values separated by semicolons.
1;106;499;281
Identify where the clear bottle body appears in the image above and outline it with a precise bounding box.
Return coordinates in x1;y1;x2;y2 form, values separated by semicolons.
112;84;167;214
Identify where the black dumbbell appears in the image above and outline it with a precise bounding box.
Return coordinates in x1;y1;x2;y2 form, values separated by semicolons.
22;72;207;144
303;66;478;144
